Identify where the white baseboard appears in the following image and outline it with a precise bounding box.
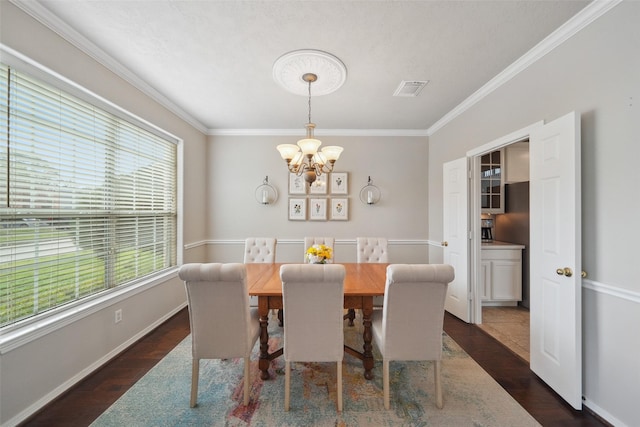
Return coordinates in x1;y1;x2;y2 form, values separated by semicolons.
3;303;187;427
582;397;626;427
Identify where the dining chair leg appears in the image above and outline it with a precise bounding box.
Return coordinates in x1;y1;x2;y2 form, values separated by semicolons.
435;360;443;409
337;361;343;412
190;359;199;408
243;356;251;405
285;361;291;411
383;359;390;410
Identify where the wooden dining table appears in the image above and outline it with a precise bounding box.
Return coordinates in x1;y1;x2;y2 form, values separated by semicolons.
246;262;388;381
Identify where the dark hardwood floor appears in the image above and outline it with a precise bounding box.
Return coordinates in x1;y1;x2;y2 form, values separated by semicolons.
443;313;608;427
22;309;608;426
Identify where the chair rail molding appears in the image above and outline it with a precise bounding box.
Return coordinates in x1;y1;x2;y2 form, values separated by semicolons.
202;238;429;246
583;278;640;304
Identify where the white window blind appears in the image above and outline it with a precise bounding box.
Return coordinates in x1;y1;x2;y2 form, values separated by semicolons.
0;63;177;328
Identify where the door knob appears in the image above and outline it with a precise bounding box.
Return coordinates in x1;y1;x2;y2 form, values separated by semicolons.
441;241;448;247
556;267;573;277
581;270;587;278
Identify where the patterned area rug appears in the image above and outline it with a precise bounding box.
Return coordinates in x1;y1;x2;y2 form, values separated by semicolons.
92;313;540;426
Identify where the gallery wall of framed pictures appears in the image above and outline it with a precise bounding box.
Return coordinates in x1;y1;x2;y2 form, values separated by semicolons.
288;172;349;221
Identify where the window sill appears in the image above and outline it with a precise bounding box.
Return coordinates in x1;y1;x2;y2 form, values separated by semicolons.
0;267;180;354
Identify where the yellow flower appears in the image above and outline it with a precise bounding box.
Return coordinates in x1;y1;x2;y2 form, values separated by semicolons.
306;244;333;262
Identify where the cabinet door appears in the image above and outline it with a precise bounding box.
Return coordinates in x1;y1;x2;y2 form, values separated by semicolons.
490;260;522;301
481;150;504;213
480;260;491;300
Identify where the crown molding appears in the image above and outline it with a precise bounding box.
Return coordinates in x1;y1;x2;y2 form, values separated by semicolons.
10;0;209;135
12;0;620;139
208;128;429;137
426;0;622;136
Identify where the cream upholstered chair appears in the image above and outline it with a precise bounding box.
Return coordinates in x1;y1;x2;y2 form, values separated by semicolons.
244;237;276;309
356;237;388;263
356;237;389;311
178;263;260;407
371;264;454;410
280;264;346;412
303;236;335;263
244;237;277;263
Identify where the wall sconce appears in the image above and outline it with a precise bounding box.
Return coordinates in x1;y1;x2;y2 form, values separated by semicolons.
359;176;381;205
255;176;278;205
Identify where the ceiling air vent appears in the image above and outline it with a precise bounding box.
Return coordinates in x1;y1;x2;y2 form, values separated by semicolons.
393;80;429;97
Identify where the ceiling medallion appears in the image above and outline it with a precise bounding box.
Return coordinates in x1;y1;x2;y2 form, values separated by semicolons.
272;49;347;96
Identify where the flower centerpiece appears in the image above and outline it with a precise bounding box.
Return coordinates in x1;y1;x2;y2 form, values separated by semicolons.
306;244;333;264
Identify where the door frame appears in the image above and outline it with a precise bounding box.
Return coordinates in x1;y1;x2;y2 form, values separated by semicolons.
467;121;543;324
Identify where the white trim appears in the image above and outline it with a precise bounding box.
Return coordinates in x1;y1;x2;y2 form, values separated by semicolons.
2;302;187;427
582;398;626;427
583;279;640;304
0;44;182;144
0;269;179;354
11;0;620;138
0;48;184;342
427;0;622;136
176;140;185;265
467;122;540;324
466;121;543;157
426;240;445;248
581;278;638;427
9;0;208;135
385;239;429;246
183;240;209;250
198;238;430;246
208;128;429;137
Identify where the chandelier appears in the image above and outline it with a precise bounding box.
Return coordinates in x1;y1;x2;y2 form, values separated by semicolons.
276;71;344;184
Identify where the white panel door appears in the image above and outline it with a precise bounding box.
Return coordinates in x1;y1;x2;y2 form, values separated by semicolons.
443;157;470;322
530;111;582;409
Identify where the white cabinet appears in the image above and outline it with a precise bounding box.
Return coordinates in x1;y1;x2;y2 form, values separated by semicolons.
481;242;524;304
481;149;504;213
504;141;529;184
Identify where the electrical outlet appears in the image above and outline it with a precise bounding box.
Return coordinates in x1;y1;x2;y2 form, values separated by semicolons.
115;309;122;324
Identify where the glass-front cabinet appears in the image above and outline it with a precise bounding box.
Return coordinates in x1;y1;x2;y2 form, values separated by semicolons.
481;149;504;213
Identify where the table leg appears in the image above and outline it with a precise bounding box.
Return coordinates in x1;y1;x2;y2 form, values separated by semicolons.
258;299;271;380
346;308;355;326
362;303;375;380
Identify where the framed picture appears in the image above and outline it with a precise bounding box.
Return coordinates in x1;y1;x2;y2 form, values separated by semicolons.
289;173;306;195
288;198;307;220
309;173;328;194
330;172;348;194
309;198;328;221
330;198;349;220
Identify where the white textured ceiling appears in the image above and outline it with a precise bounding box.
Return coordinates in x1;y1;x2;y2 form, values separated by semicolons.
29;0;590;134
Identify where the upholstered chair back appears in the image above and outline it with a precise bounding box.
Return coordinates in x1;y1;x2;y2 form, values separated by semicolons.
179;263;259;359
281;264;345;361
280;264;346;411
371;263;455;410
356;237;388;263
178;262;261;406
376;264;454;360
244;237;277;263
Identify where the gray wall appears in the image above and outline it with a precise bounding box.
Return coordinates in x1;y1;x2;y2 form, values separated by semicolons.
0;3;205;425
428;3;639;426
2;1;638;426
205;134;430;264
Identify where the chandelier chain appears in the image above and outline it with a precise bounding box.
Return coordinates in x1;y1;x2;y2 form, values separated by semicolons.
307;79;312;124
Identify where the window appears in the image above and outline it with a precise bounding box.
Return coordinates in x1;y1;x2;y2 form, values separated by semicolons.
0;62;178;328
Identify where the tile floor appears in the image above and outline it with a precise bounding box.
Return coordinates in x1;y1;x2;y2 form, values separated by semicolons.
477;306;530;362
